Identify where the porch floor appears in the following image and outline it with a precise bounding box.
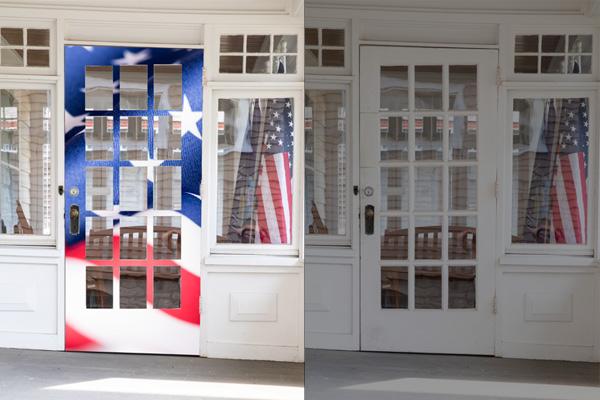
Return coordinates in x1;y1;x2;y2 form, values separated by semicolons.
305;349;600;400
0;348;303;400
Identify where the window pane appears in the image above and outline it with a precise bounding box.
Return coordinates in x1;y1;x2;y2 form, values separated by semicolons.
305;49;319;67
273;35;297;53
273;55;297;74
569;56;592;74
85;66;113;111
154;65;182;110
415;65;442;111
247;35;270;53
120;116;148;161
26;49;49;67
415;116;443;161
381;216;408;260
86;217;113;260
219;56;243;73
154;266;180;309
381;267;408;309
154;115;181;160
449;166;477;211
569;35;593;53
220;35;243;53
85;117;113;161
322;29;344;46
27;29;49;47
305;28;318;46
154;166;181;210
542;35;566;53
381;117;408;161
86;266;113;308
217;98;294;244
1;28;23;46
120;267;146;309
119;217;147;260
322;50;344;67
449;266;476;309
414;167;443;211
512;98;589;244
153;216;181;260
1;49;23;67
541;56;565;74
381;167;409;212
305;90;347;237
120;65;147;110
415;216;442;260
247;56;270;73
449;115;477;160
515;35;539;53
119;167;146;211
515;56;538;74
86;167;113;211
415;266;442;309
0;89;51;235
380;66;408;112
449;216;477;260
449;65;477;111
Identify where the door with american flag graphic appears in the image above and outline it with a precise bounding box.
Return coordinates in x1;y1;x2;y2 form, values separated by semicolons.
64;45;203;354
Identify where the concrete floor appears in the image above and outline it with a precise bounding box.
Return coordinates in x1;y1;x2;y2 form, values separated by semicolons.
305;349;600;400
0;348;304;400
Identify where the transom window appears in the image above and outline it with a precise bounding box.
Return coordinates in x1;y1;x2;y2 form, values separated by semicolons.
219;34;298;74
305;27;345;68
0;27;50;68
514;34;593;74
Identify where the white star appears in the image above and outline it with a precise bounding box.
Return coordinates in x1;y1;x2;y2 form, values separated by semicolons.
278;140;283;146
170;95;202;140
82;46;94;52
289;121;294;127
566;134;572;140
65;111;87;133
585;121;588;127
583;112;587;118
288;112;292;118
113;49;151;65
271;134;277;140
561;143;566;148
290;130;294;137
266;143;272;149
273;112;279;118
574;139;578;146
569;112;575;119
285;102;291;108
571;126;576;132
581;102;587;108
276;126;281;132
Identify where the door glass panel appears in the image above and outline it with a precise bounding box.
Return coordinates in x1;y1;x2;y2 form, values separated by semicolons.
86;217;113;259
449;266;476;309
381;267;408;309
415;216;442;260
153;216;181;260
449;65;477;111
449;166;477;211
381;117;408;161
381;216;408;260
380;66;408;112
120;116;148;161
120;267;146;309
305;89;347;237
86;167;113;210
85;116;113;161
154;65;182;111
119;217;147;260
86;266;113;308
154;266;180;309
415;116;443;160
415;266;442;309
119;167;147;211
448;216;477;260
120;65;148;110
381;167;409;212
85;66;113;110
449;115;477;160
154;116;182;160
414;166;443;211
415;65;442;111
154;166;181;210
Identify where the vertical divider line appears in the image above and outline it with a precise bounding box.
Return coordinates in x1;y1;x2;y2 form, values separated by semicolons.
408;65;415;311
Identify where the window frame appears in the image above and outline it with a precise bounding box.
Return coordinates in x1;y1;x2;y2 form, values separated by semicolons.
305;80;352;247
0;79;57;246
206;87;304;256
504;87;598;257
0;19;55;75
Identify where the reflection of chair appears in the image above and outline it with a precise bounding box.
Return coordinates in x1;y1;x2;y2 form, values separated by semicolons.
120;225;147;259
380;225;476;260
309;201;328;234
87;228;112;259
381;268;408;308
13;200;33;234
153;225;181;259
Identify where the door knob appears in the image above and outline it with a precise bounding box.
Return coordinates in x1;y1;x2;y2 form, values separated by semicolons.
69;205;80;235
365;205;375;235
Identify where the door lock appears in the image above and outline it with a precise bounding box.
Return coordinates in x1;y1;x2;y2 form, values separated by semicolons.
365;205;375;235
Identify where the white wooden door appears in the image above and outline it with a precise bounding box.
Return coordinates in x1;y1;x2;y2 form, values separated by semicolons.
360;46;498;354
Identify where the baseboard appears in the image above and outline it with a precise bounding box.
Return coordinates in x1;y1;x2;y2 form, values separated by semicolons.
499;341;597;362
206;341;304;362
306;332;359;351
0;332;64;351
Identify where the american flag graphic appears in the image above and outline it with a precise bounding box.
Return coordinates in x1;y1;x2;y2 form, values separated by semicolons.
256;99;294;244
550;98;589;244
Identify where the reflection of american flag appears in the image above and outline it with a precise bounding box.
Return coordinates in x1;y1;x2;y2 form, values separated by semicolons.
256;99;294;244
551;99;589;243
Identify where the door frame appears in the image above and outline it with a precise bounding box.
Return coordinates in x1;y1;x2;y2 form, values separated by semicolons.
358;44;500;354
